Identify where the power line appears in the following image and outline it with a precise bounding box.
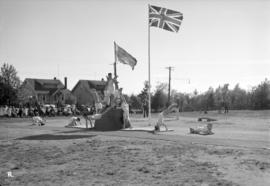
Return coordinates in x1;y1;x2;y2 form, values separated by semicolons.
173;78;191;84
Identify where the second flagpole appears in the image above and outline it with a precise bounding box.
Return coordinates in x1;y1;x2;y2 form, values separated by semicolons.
148;4;151;125
114;41;119;90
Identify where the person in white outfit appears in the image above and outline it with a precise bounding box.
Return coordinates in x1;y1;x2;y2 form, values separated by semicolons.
103;73;117;107
154;103;178;132
190;123;213;135
65;117;81;127
32;116;46;126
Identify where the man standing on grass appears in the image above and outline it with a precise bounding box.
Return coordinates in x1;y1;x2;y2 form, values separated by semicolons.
143;101;148;118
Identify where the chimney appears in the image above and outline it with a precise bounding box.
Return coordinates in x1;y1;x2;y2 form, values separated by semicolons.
64;77;67;89
53;77;56;80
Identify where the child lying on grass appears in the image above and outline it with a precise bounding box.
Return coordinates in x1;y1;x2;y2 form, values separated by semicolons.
190;123;213;135
32;116;46;126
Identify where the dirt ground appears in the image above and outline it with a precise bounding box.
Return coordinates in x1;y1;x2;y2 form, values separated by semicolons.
0;110;269;186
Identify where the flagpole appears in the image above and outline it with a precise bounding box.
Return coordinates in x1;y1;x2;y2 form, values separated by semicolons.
148;4;151;125
114;41;119;89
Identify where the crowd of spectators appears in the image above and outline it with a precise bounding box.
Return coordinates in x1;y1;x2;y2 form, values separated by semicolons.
0;104;80;118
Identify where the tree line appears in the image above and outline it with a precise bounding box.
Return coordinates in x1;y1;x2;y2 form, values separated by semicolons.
127;80;270;112
1;63;270;111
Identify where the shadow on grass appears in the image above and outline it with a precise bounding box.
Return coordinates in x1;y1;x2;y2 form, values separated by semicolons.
16;134;96;140
60;128;95;134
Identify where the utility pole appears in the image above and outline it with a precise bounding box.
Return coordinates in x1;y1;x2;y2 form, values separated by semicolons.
165;66;174;105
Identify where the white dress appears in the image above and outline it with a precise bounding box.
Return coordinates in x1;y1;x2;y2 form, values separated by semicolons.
32;116;45;125
66;117;80;127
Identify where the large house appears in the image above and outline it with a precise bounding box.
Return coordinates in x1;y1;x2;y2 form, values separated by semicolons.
18;77;76;106
72;79;106;106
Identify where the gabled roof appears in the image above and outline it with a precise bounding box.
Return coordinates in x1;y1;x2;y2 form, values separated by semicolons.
51;88;72;96
72;80;106;93
49;88;59;95
24;78;65;95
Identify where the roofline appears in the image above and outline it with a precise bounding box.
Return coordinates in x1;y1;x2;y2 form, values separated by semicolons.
24;78;64;85
71;79;106;93
71;81;81;93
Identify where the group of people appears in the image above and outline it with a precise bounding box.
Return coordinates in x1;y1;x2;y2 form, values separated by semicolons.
96;73;131;128
152;103;213;135
66;73;131;129
1;72;214;135
0;106;28;118
0;105;78;118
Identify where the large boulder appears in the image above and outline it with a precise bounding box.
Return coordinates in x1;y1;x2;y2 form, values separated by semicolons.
94;108;124;131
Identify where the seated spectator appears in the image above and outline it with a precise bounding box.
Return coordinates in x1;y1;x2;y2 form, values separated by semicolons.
28;107;34;117
3;106;9;117
18;107;23;117
24;107;29;117
0;106;4;117
11;107;17;117
34;107;39;116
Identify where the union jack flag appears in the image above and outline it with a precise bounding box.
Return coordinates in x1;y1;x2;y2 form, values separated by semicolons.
149;5;183;33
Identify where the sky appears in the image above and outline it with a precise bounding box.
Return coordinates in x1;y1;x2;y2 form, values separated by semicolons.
0;0;269;95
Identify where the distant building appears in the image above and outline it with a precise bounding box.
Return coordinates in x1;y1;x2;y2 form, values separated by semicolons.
18;77;76;106
71;79;106;106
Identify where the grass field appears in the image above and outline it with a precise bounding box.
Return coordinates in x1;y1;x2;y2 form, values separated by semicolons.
0;110;269;186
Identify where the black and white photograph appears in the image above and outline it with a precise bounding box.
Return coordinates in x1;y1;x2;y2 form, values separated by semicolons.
0;0;269;185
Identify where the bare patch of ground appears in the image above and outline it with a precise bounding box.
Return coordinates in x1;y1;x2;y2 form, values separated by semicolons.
0;134;269;186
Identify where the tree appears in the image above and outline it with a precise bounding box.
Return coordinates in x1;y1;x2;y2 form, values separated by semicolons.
229;84;248;109
0;82;17;105
221;84;230;104
138;81;149;103
0;63;21;105
152;82;167;112
129;94;141;110
214;84;230;113
17;83;36;105
170;89;178;102
0;63;21;89
252;79;270;109
214;86;222;112
172;92;185;112
205;87;215;110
